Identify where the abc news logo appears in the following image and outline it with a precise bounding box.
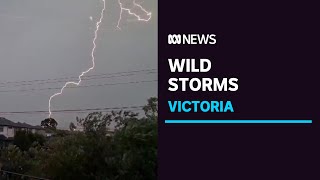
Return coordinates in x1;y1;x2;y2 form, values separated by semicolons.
168;34;216;45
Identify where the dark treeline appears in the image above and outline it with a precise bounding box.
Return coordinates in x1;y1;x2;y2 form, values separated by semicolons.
0;97;158;180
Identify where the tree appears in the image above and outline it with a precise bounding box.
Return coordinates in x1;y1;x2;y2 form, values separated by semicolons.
14;131;45;151
76;110;139;136
113;97;158;179
69;122;76;131
143;97;158;120
0;145;31;174
0;98;158;179
41;118;58;129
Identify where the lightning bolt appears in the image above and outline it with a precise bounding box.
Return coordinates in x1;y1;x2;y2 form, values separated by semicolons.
117;0;152;29
48;0;152;118
48;0;106;118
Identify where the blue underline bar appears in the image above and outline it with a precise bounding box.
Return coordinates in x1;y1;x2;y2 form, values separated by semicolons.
165;120;312;124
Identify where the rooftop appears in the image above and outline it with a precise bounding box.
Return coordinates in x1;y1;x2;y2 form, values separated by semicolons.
0;117;43;130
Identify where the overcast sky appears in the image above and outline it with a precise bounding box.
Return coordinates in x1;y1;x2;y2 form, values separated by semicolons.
0;0;157;128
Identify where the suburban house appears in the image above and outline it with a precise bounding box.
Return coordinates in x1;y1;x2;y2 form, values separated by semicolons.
0;117;45;140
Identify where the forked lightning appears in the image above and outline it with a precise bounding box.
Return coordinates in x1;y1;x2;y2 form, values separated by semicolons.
48;0;151;118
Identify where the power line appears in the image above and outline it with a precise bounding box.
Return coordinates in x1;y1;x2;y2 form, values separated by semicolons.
53;108;144;114
0;70;156;88
0;68;157;86
0;79;157;93
0;105;145;115
0;71;156;88
2;109;144;116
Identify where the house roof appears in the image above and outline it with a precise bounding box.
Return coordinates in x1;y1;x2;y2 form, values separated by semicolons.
0;117;43;130
0;117;17;126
